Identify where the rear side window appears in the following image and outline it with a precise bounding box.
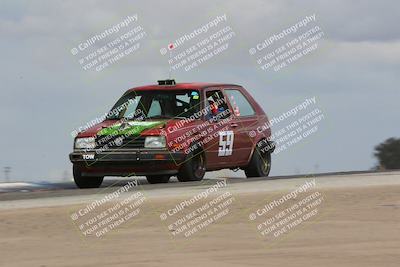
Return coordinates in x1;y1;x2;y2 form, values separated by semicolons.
225;89;255;116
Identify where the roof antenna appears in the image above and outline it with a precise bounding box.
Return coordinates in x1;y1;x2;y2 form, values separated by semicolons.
168;45;173;80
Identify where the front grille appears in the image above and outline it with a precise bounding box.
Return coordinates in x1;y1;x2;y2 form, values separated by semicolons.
95;135;145;149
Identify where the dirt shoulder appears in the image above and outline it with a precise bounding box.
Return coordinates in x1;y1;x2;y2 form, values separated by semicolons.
0;179;399;267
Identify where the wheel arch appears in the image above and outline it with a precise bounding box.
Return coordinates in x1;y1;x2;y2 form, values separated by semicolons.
246;137;275;165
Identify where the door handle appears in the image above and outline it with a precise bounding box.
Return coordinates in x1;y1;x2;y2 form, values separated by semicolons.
230;123;239;128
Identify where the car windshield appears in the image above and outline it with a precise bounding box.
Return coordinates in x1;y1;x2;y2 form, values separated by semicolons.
106;90;201;120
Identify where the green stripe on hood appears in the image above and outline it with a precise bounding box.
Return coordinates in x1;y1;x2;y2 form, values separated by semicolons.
97;121;165;136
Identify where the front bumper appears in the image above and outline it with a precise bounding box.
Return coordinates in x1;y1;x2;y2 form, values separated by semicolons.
69;149;185;176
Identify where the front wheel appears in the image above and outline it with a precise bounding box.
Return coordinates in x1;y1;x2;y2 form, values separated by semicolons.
146;175;170;184
244;146;272;178
177;151;206;182
73;165;104;188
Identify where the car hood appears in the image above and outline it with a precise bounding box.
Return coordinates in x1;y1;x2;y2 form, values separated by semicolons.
76;119;197;138
97;121;165;136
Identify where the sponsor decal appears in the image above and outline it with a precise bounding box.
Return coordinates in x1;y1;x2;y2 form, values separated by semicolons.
97;121;164;136
82;153;95;160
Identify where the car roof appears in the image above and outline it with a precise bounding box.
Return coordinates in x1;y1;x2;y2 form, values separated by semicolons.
127;82;242;92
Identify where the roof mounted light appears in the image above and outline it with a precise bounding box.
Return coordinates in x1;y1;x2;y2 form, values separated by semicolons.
158;79;176;86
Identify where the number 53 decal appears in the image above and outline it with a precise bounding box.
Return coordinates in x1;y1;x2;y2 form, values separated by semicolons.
218;131;234;156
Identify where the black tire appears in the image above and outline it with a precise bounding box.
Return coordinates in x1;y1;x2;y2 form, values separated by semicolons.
244;145;272;178
177;151;206;182
146;175;170;184
73;165;104;188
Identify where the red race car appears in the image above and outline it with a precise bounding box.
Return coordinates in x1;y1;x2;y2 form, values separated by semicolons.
69;80;275;188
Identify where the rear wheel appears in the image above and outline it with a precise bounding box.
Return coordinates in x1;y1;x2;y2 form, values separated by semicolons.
73;165;104;188
146;175;170;184
244;144;272;178
177;151;206;182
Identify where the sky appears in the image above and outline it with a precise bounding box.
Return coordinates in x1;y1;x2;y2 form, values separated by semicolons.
0;0;399;182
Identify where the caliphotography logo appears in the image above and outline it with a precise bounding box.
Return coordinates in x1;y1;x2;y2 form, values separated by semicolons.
1;1;400;267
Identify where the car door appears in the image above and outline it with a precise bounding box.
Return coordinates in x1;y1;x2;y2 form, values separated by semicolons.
222;87;258;165
202;88;241;169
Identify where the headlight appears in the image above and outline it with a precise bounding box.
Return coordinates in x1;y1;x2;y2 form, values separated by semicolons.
75;137;95;149
144;136;166;148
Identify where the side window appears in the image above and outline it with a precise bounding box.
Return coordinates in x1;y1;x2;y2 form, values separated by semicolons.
176;91;200;117
176;94;190;106
205;90;230;120
123;96;141;119
225;89;255;116
147;99;162;117
175;93;190;117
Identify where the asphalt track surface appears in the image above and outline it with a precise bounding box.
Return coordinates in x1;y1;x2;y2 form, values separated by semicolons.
0;170;392;202
0;170;399;266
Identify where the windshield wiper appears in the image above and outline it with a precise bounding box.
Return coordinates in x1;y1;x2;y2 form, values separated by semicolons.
146;115;174;120
145;115;187;120
123;116;145;121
